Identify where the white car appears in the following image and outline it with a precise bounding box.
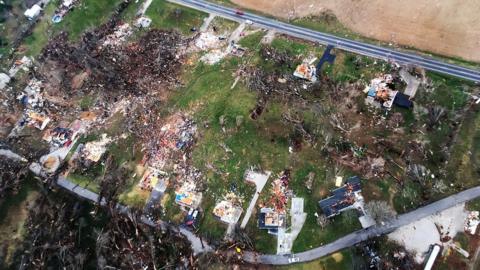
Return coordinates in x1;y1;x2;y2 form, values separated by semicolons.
245;20;253;25
288;257;299;263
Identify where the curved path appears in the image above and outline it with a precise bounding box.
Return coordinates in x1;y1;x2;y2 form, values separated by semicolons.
58;174;480;265
242;185;480;264
168;0;480;82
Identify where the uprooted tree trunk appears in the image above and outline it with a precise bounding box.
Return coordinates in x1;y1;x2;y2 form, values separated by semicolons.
427;106;445;129
365;200;397;224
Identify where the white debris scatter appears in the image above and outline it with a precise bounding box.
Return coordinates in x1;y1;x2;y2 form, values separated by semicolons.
9;56;33;77
195;32;223;50
81;134;112;162
388;203;468;263
135;16;152;28
213;192;244;225
200;50;227;65
293;61;317;82
465;211;480;235
24;4;42;20
0;73;10;89
0;149;28;162
101;23;132;48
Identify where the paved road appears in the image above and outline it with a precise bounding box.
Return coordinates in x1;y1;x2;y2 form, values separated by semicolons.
168;0;480;82
241;185;480;265
57;176;212;254
58;175;480;264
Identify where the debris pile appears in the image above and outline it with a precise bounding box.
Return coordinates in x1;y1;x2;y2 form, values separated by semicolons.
81;134;112;162
42;28;183;96
246;68;311;99
293;60;317;82
195;32;223;50
193;30;233;64
260;46;292;67
9;78;51;137
100;23;133;48
30;119;91;176
175;180;202;208
43;127;74;149
213;192;244;225
465;211;479;235
51;0;78;23
364;74;413;109
258;207;285;229
263;171;291;214
135;16;152;28
146;114;197;169
139;167;168;191
230;44;246;57
8;56;33;77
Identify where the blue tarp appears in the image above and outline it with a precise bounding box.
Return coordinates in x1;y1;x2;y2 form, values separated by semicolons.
393;92;413;108
316;45;336;72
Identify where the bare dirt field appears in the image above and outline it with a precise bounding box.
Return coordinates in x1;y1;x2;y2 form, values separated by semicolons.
231;0;480;62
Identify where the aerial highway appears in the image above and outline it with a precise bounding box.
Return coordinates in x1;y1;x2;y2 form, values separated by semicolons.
168;0;480;83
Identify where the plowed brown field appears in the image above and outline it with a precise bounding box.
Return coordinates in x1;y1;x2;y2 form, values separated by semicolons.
232;0;480;62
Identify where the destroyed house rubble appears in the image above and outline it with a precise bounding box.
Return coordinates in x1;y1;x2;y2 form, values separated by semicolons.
258;207;286;231
9;78;51;138
293;61;317;82
175;181;202;208
146;115;197;169
213;200;243;225
139;168;168;191
364;74;413;109
41;28;184;96
318;176;362;217
80;134;112;162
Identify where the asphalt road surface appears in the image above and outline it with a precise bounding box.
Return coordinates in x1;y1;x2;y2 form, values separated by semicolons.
168;0;480;83
57;176;212;254
57;175;480;264
241;185;480;265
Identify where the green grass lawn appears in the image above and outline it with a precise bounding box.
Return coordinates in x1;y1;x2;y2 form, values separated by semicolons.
22;0;58;56
165;33;377;250
54;0;123;41
0;175;39;266
276;249;354;270
12;5;478;258
22;0;124;57
207;0;480;69
146;0;207;35
68;172;101;193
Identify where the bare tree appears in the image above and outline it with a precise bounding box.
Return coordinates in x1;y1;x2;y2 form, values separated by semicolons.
427;106;445;128
316;214;330;230
365;200;397;224
407;164;431;186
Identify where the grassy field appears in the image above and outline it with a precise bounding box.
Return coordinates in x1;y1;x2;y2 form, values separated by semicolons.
54;0;123;40
7;0;479;258
161;32;387;251
21;0;124;57
275;249;355;270
0;176;39;265
207;0;480;70
21;0;58;57
146;0;207;35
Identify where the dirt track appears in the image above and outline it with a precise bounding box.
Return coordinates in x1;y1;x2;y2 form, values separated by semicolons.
231;0;480;62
